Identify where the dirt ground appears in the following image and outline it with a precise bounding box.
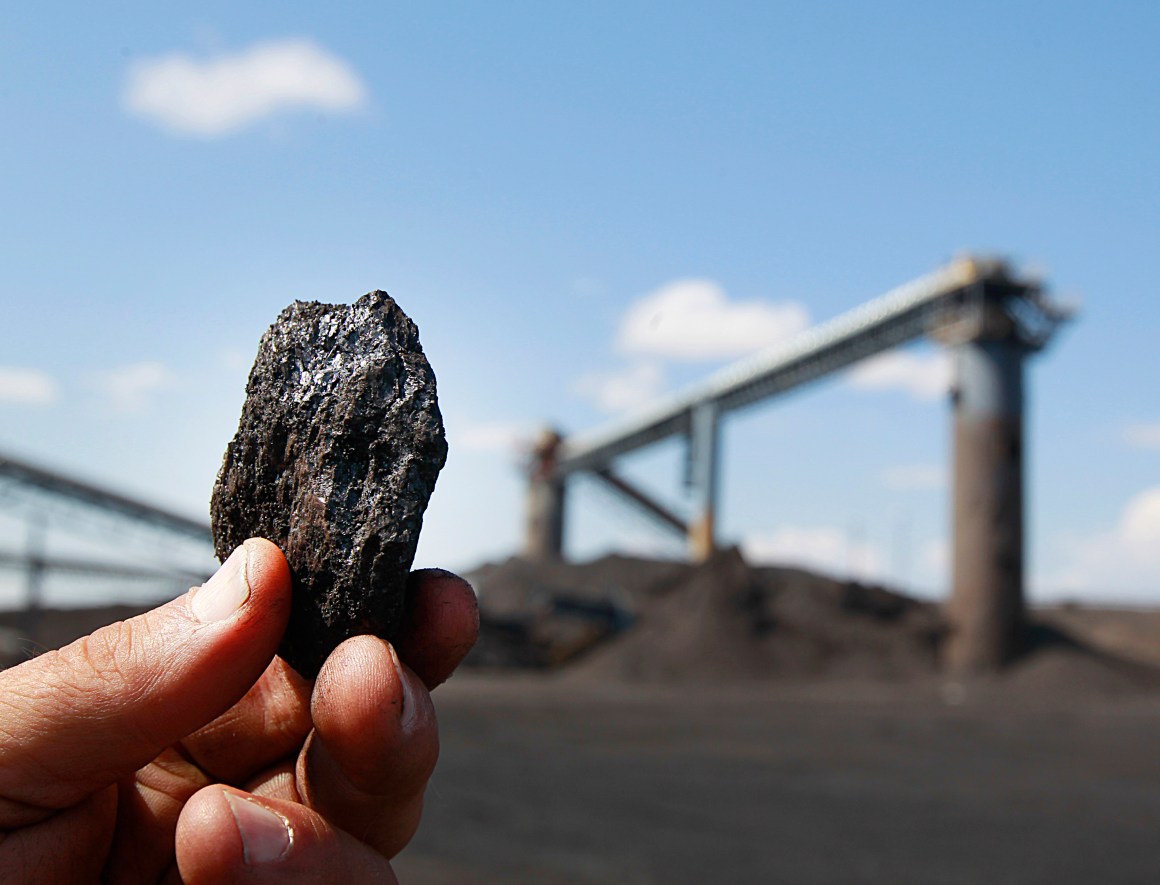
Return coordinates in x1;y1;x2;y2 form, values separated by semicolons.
5;551;1160;883
397;549;1160;883
396;673;1160;884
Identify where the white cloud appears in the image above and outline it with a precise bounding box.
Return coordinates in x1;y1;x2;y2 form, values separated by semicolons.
575;279;807;415
742;525;885;582
456;421;535;454
0;367;58;404
847;350;951;401
1122;489;1160;547
921;537;949;577
1124;423;1160;449
574;361;666;414
96;362;172;412
123;38;367;137
617;279;810;361
881;463;946;491
1045;486;1160;600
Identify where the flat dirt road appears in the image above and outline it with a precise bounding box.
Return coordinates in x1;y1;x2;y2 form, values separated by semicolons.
396;673;1160;884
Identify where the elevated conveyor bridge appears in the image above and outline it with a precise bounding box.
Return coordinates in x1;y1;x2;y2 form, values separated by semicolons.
527;256;1073;672
0;453;213;616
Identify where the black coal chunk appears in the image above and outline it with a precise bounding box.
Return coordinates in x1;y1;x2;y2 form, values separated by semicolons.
211;291;447;677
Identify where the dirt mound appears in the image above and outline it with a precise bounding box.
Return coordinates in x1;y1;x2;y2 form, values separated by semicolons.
468;553;693;618
969;624;1160;699
1036;605;1160;669
464;553;693;669
467;547;944;681
564;547;943;683
466;548;1160;694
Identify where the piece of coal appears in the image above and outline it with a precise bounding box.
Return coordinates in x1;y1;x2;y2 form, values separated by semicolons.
211;291;447;677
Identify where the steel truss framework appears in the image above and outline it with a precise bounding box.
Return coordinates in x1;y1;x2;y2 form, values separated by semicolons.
0;453;213;609
536;256;1070;556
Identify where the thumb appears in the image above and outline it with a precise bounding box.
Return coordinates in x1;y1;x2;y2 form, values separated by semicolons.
0;538;290;825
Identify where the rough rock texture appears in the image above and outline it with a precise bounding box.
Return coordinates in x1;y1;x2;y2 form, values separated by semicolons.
211;291;447;677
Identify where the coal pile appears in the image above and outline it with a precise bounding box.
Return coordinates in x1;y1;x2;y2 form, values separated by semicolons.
464;554;690;669
464;548;1160;692
465;547;944;681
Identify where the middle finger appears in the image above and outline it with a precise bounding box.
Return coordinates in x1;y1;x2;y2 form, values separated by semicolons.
297;635;439;858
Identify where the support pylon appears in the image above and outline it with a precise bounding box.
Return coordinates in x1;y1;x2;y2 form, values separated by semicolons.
687;402;720;562
524;428;566;561
944;323;1028;673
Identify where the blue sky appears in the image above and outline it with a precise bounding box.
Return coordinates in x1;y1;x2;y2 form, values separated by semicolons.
0;2;1157;607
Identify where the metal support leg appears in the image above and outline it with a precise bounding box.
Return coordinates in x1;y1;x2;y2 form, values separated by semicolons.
525;428;566;561
688;403;720;562
945;339;1026;673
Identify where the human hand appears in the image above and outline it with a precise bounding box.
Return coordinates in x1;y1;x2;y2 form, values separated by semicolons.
0;538;478;883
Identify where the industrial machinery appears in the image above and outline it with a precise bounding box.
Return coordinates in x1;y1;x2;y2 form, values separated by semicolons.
0;453;213;626
527;257;1073;672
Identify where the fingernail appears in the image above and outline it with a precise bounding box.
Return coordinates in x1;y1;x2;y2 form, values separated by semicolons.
224;792;292;866
191;544;251;623
387;644;417;730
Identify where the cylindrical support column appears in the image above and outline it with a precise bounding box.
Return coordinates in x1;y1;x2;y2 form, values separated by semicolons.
525;428;566;561
688;403;720;562
945;338;1026;673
